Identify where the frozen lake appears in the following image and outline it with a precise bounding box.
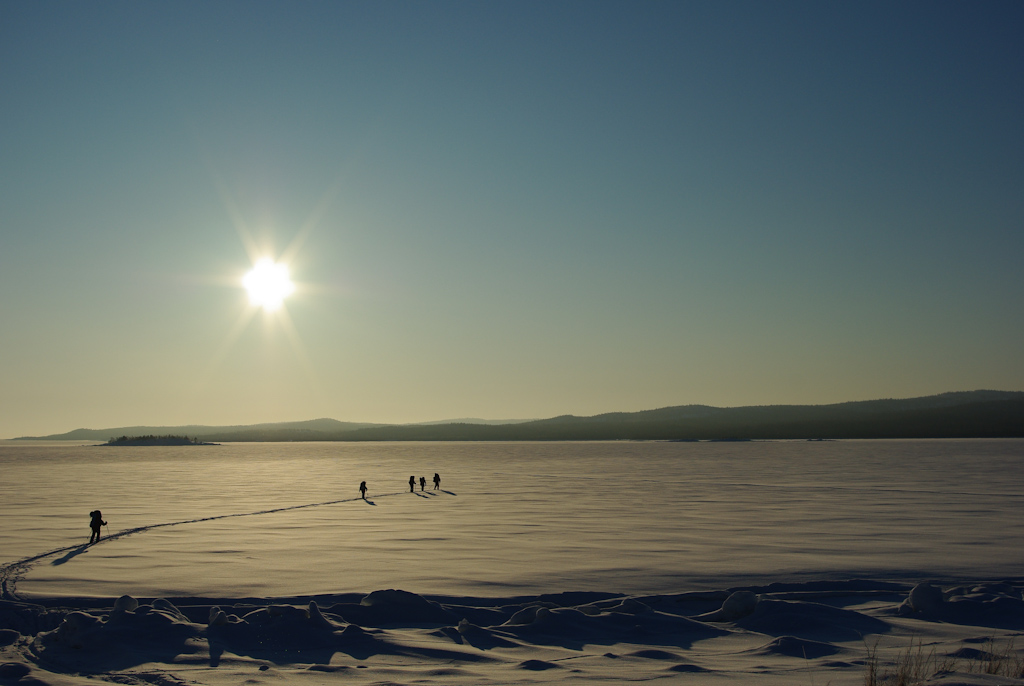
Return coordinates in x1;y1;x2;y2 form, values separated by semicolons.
2;439;1023;599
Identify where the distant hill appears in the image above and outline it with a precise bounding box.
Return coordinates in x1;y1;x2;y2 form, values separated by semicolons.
17;418;385;442
14;391;1024;442
315;391;1024;441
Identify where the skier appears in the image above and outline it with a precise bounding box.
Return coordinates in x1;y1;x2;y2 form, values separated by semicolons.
89;510;106;544
409;475;416;493
419;476;426;492
433;473;441;490
359;481;367;499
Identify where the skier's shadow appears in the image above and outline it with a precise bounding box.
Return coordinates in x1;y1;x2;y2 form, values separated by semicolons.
52;544;91;566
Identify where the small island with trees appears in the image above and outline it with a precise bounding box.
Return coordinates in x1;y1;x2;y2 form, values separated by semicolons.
105;435;218;446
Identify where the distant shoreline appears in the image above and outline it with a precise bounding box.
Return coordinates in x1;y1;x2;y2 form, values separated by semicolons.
12;390;1024;442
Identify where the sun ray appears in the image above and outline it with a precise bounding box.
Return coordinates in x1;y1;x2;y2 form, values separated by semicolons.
193;304;259;395
275;305;323;395
212;171;262;266
280;174;347;266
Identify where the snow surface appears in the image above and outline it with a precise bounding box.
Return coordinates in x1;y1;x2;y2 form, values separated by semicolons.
1;439;1023;685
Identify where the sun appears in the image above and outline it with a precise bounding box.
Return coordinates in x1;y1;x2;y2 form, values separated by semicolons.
243;258;295;311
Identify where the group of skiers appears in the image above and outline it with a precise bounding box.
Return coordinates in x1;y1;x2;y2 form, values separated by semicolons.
409;473;441;493
358;472;441;499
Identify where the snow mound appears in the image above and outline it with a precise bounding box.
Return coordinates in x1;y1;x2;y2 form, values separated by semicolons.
896;583;1024;628
721;590;759;619
429;619;519;650
755;635;841;659
904;582;944;614
735;599;890;642
112;594;139;612
33;600;204;671
329;589;455;626
667;662;709;672
504;605;551;626
0;662;31;679
695;589;760;621
495;604;728;649
516;658;560;670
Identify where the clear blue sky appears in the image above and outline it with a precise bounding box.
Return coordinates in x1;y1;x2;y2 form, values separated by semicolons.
2;1;1022;437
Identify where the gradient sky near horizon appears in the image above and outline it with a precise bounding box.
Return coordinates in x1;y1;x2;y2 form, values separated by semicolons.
2;1;1022;437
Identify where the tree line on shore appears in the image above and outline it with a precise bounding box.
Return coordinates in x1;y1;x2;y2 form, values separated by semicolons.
105;435;210;446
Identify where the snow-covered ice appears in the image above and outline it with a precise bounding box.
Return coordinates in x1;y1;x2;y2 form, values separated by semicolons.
2;438;1023;685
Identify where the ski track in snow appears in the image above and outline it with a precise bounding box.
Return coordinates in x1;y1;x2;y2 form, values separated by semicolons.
0;489;423;600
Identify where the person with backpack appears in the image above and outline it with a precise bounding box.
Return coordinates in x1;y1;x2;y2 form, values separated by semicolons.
89;510;106;544
419;476;426;491
409;475;416;493
433;473;441;490
359;481;367;500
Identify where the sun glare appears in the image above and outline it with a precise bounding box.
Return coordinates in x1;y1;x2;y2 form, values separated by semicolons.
243;258;295;311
